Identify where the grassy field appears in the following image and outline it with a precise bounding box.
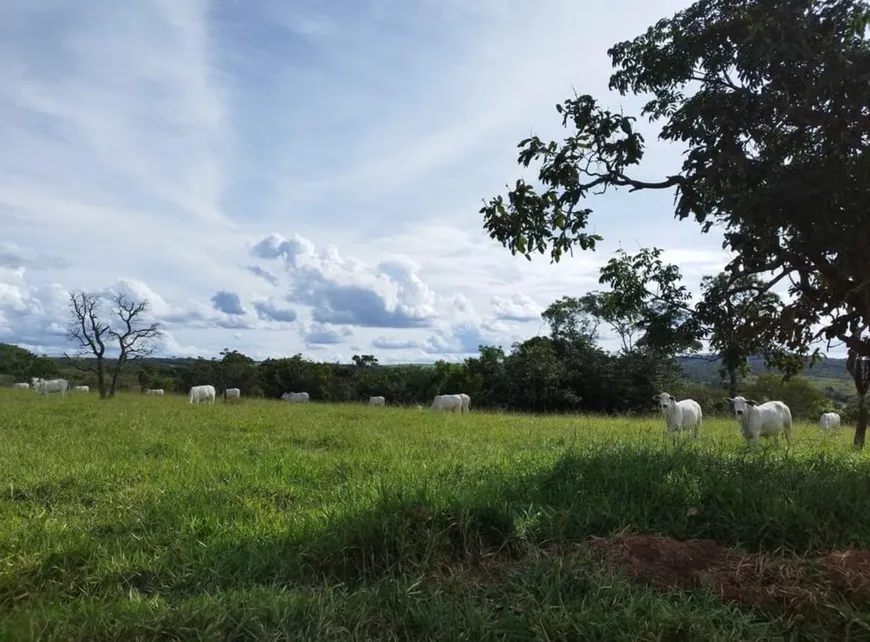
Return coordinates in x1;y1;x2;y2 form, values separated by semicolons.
1;391;870;641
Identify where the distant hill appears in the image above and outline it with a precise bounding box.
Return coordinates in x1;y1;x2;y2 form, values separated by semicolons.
677;353;852;387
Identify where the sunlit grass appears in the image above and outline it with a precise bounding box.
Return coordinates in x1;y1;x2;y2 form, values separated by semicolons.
0;390;866;640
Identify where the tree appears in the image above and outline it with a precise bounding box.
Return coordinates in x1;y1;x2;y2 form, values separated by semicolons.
65;292;110;396
0;343;60;382
504;337;572;412
695;272;789;396
480;0;870;445
597;248;704;358
216;349;261;397
352;354;379;368
541;296;598;346
578;291;642;353
65;291;162;398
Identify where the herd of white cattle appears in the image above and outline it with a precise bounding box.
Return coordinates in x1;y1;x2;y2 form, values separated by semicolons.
655;391;842;445
11;381;844;439
186;387;472;412
16;378;90;396
12;380;474;414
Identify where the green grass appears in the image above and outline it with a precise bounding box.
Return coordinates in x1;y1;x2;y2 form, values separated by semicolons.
1;391;869;640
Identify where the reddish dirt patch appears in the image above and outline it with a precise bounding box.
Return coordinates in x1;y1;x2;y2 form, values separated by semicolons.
823;549;870;600
586;534;870;611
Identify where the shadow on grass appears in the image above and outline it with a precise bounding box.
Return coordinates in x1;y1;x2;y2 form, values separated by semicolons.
4;444;870;616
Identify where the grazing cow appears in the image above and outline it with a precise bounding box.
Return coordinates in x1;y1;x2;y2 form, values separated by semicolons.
438;393;471;413
224;388;241;402
368;396;385;406
33;378;69;397
415;404;423;411
281;391;310;403
726;396;793;445
72;385;90;394
12;382;29;390
146;389;164;396
654;392;702;442
431;394;463;413
819;411;841;432
189;384;216;405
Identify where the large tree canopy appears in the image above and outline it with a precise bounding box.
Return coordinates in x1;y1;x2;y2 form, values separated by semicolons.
482;0;870;359
481;0;870;444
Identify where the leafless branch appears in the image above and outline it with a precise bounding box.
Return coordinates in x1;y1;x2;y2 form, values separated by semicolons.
107;294;163;361
66;292;109;359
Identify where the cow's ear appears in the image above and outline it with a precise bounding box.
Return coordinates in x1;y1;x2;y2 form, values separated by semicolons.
724;397;733;403
746;399;758;406
668;395;675;401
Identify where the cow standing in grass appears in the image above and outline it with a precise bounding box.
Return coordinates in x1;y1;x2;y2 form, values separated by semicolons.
189;385;216;405
281;392;310;403
431;394;463;413
31;378;69;398
654;392;702;443
819;411;841;432
726;396;793;445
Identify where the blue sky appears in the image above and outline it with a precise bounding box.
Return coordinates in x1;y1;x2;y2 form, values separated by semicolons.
0;0;833;363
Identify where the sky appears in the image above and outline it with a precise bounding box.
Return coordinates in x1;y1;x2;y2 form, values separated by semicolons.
0;0;844;364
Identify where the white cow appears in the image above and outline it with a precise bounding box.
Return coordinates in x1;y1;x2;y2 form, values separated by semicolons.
820;411;841;432
12;382;29;390
415;404;423;411
431;394;463;413
224;388;241;402
72;385;90;394
437;393;470;413
368;396;385;406
189;384;216;405
33;378;69;397
281;391;310;403
726;396;793;445
146;389;164;396
654;392;702;442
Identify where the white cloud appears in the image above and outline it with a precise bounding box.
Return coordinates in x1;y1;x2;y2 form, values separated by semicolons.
0;0;848;362
491;293;543;323
302;322;353;347
250;231;440;329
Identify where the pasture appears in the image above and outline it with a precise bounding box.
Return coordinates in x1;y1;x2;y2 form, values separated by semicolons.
2;390;870;640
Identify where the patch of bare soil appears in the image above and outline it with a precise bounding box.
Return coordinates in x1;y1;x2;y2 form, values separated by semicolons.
587;534;870;611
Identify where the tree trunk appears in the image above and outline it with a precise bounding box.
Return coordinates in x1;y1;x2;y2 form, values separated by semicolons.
96;358;106;399
854;392;867;450
847;349;869;450
109;365;121;398
728;368;739;398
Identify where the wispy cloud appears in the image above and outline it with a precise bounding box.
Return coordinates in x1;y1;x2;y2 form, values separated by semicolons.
0;0;846;361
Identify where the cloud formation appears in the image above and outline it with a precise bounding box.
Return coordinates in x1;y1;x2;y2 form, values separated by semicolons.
211;291;247;316
250;232;438;329
491;293;543;322
0;0;847;361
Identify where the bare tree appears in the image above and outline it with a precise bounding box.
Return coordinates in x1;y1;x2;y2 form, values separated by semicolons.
106;295;162;397
65;292;111;397
65;291;163;398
